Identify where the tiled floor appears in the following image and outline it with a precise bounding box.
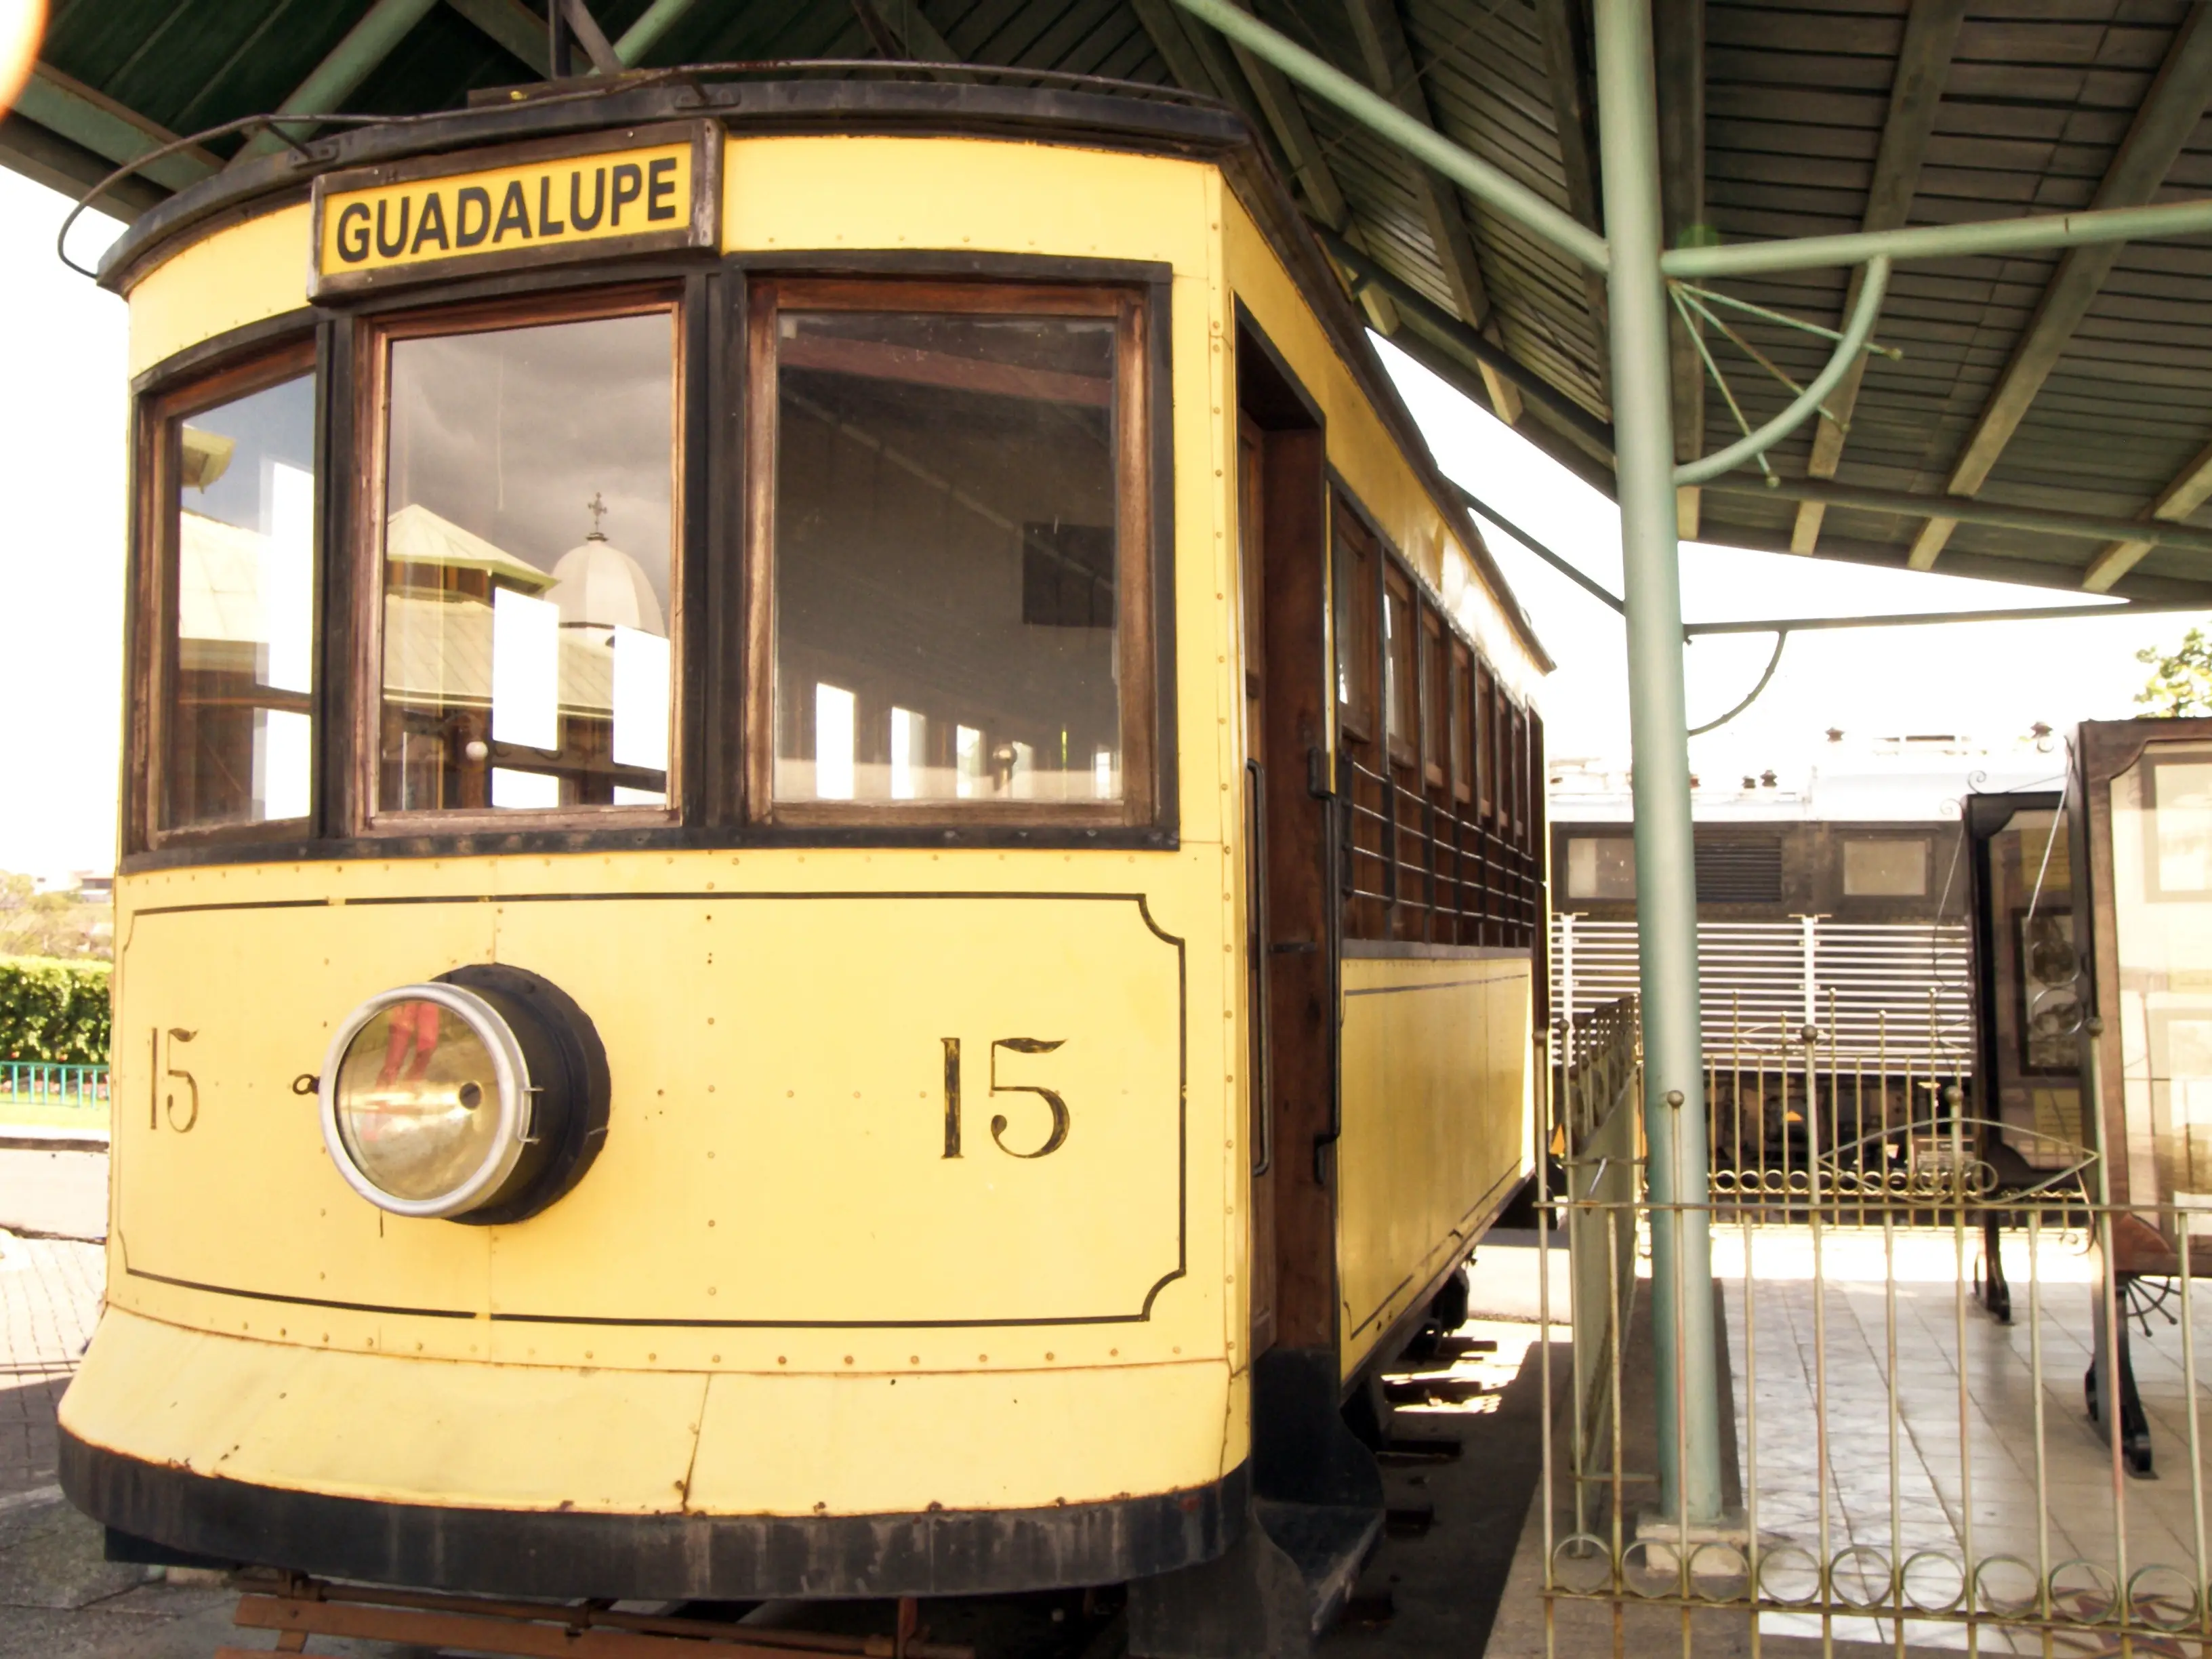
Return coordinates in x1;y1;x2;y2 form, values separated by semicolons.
1711;1225;2212;1653
0;1229;101;1501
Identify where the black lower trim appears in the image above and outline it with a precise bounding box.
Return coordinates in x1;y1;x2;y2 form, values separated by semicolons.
62;1430;1245;1599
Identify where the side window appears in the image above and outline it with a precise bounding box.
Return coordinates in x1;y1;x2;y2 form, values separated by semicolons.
1448;640;1473;805
1420;607;1446;789
752;279;1153;821
1334;514;1375;739
1567;836;1635;900
1475;661;1495;820
144;342;318;843
368;291;680;819
1842;836;1929;897
1382;566;1416;766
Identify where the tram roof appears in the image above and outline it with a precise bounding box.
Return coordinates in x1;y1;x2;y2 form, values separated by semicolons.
15;1;2212;610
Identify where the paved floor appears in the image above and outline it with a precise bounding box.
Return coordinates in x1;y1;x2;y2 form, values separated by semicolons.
0;1147;107;1243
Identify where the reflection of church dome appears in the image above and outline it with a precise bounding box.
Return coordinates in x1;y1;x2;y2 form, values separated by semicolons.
546;532;663;636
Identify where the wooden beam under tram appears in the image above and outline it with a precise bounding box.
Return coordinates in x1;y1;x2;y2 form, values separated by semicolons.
1906;3;2212;571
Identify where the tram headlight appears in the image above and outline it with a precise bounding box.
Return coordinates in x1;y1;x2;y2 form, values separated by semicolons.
319;967;609;1223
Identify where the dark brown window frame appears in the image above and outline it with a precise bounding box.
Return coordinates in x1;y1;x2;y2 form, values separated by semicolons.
1448;638;1473;806
1380;564;1417;771
350;281;690;837
1418;604;1446;790
742;276;1160;831
131;333;322;855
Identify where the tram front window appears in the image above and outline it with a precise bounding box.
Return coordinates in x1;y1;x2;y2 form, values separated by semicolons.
759;283;1150;819
374;300;678;817
158;361;316;835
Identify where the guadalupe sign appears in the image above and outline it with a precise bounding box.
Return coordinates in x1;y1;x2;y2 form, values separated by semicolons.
310;123;718;296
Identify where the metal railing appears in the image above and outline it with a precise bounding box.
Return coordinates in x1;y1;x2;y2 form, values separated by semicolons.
1537;1002;2209;1655
0;1063;111;1112
1341;754;1541;947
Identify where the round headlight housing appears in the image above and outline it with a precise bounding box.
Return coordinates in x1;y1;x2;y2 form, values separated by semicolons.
319;965;608;1223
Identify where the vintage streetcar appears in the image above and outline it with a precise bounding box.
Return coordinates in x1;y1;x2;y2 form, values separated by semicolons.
60;74;1549;1648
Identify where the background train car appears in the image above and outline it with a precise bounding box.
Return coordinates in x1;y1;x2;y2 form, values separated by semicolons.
56;77;1548;1652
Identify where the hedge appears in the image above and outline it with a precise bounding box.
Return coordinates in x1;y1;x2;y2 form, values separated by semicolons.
0;957;112;1065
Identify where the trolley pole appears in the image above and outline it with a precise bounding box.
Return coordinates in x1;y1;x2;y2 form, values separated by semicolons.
1591;0;1724;1525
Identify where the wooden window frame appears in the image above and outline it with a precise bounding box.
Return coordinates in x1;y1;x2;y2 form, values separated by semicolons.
351;281;689;836
1381;563;1416;770
1332;507;1376;744
743;276;1158;830
1418;605;1446;790
1474;660;1495;821
1448;639;1473;806
133;335;321;855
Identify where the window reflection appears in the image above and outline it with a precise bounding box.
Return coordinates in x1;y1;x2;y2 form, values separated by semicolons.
164;371;316;833
377;307;676;815
771;304;1124;808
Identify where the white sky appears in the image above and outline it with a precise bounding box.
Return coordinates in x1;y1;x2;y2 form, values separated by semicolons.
1374;339;2209;781
0;167;2200;879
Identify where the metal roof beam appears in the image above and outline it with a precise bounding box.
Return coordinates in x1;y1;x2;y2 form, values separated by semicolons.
0;110;167;222
11;64;220;194
1904;3;2212;571
1791;0;1966;555
615;0;702;67
1156;0;1402;335
1708;474;2212;557
1339;0;1521;422
2082;438;2212;592
229;0;445;165
851;0;960;63
1532;0;1612;407
445;0;549;75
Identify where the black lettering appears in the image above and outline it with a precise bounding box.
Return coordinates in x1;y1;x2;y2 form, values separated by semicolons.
569;167;605;231
646;156;678;222
492;179;533;243
409;190;450;253
335;201;371;263
455;186;491;247
537;174;565;237
373;196;411;260
609;162;642;227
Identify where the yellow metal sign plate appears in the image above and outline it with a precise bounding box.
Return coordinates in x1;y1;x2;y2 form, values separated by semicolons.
308;122;718;297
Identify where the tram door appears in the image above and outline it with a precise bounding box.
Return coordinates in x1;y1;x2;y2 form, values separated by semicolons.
1235;329;1336;1373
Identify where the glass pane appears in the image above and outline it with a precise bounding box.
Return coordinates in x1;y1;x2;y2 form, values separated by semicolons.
1383;582;1414;754
1567;837;1635;900
773;308;1121;805
1841;838;1927;896
378;310;674;813
165;373;316;832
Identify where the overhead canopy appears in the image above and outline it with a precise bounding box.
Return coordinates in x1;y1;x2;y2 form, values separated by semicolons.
14;0;2212;605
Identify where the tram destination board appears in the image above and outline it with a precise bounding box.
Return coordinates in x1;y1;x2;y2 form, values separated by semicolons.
308;121;720;298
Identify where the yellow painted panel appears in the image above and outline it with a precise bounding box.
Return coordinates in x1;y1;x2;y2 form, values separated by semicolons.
63;1306;1233;1515
1336;954;1533;1379
721;136;1206;270
127;203;312;377
689;1361;1231;1514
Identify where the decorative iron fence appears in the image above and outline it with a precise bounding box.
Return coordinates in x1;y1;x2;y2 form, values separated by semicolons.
0;1062;110;1111
1536;999;2204;1655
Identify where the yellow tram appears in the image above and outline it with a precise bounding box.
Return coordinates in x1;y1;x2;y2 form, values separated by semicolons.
60;77;1550;1641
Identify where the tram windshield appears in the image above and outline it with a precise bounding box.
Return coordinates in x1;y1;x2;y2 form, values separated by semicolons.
766;296;1128;809
161;368;316;834
376;304;677;815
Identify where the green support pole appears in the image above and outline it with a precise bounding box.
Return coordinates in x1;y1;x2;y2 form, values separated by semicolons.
1591;0;1723;1525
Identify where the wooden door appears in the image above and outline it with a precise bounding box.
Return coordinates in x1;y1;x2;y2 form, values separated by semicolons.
1237;413;1279;1357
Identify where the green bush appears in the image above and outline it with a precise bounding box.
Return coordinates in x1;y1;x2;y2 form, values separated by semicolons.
0;957;112;1064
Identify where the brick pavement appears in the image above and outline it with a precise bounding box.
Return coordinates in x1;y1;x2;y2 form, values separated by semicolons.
0;1229;102;1502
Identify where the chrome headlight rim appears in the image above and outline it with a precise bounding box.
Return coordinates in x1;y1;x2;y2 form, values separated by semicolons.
318;981;532;1221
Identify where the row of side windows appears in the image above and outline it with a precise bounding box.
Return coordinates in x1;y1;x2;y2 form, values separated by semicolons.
1561;835;1933;903
136;277;1159;852
1331;504;1543;949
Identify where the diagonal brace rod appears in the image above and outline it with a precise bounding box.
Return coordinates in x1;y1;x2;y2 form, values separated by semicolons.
1168;0;1611;271
1675;257;1889;486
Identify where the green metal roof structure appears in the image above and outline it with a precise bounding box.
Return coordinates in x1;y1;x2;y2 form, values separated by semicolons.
15;0;2212;609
